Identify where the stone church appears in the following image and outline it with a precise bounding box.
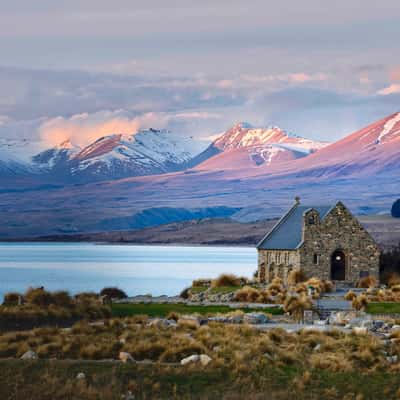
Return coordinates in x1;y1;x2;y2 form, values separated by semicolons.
257;198;380;285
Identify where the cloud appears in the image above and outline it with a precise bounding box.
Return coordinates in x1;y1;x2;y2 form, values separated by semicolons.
377;84;400;96
39;111;169;148
389;67;400;82
240;72;328;84
37;110;224;148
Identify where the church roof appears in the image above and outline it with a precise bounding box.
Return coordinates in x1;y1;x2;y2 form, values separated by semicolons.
257;201;335;250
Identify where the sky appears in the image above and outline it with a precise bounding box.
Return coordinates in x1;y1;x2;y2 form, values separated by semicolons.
0;0;399;147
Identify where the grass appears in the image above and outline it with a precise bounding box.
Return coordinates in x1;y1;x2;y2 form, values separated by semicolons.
190;286;208;294
1;316;400;399
111;303;283;317
208;286;241;294
1;355;400;399
367;302;400;314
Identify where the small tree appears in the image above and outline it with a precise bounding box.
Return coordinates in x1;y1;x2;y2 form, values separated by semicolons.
392;199;400;218
100;287;127;299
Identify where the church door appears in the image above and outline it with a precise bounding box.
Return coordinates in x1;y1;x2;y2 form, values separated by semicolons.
331;250;346;280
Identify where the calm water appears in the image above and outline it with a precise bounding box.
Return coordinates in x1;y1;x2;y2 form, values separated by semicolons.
0;243;256;300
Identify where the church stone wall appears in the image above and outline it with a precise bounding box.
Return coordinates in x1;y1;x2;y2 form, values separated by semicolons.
258;249;300;283
299;202;380;282
257;202;380;285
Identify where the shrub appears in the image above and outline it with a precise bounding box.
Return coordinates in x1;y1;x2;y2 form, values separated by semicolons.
192;279;211;288
344;290;357;301
391;199;400;218
357;276;377;289
100;287;127;299
3;292;22;306
287;270;306;285
284;295;313;322
25;288;54;307
234;286;260;302
211;274;242;288
179;287;190;299
52;291;73;308
352;294;368;311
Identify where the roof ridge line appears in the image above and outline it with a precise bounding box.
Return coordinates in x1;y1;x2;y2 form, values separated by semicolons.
256;202;299;249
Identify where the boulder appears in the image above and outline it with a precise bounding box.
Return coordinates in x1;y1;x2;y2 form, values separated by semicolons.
119;352;135;363
387;355;398;364
180;354;200;366
243;312;269;325
353;327;368;335
199;354;212;366
147;318;177;328
76;372;86;380
20;350;38;360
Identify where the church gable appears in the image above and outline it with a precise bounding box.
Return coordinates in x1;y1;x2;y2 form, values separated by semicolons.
257;199;380;284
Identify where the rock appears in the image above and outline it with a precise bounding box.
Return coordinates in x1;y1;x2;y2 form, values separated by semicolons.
313;344;321;351
391;325;400;331
314;319;328;326
122;391;135;400
199;354;212;366
386;355;398;364
372;320;385;329
264;352;275;361
180;354;200;366
119;352;135;363
353;327;368;335
228;315;243;324
147;318;177;328
243;312;269;325
20;350;38;360
208;316;229;323
76;372;86;380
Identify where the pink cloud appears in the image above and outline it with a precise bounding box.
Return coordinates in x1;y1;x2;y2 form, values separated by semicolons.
389;67;400;82
39;112;169;148
377;84;400;96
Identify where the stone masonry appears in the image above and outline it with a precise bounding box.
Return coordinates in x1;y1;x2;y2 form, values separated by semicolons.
257;200;380;285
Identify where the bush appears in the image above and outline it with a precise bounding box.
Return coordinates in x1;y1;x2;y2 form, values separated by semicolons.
3;292;21;306
391;199;400;218
356;276;377;289
179;287;190;299
287;270;306;285
100;287;127;299
211;274;242;288
234;286;260;303
344;290;357;301
25;288;54;307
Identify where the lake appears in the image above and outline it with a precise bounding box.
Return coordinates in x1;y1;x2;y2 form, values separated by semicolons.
0;243;257;300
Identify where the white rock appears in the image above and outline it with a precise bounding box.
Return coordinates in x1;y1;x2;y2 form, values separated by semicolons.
180;354;200;365
119;351;135;363
353;327;368;335
313;344;321;351
199;354;212;366
76;372;86;380
20;350;38;360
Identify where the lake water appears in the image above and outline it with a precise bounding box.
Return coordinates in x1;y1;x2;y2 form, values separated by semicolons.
0;243;257;300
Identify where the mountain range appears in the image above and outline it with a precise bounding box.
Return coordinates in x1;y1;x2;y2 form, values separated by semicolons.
0;111;399;238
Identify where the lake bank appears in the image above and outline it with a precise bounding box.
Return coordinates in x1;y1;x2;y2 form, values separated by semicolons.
0;243;256;301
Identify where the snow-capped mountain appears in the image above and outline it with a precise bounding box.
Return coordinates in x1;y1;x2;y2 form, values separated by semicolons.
276;111;400;178
68;129;205;180
0;129;207;182
193;122;328;170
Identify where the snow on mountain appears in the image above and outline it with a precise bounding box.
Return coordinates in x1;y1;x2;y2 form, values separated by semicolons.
68;129;206;179
194;122;328;170
264;111;400;179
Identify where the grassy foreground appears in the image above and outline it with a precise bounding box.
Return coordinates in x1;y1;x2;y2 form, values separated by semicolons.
111;303;283;317
1;358;400;399
367;302;400;314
